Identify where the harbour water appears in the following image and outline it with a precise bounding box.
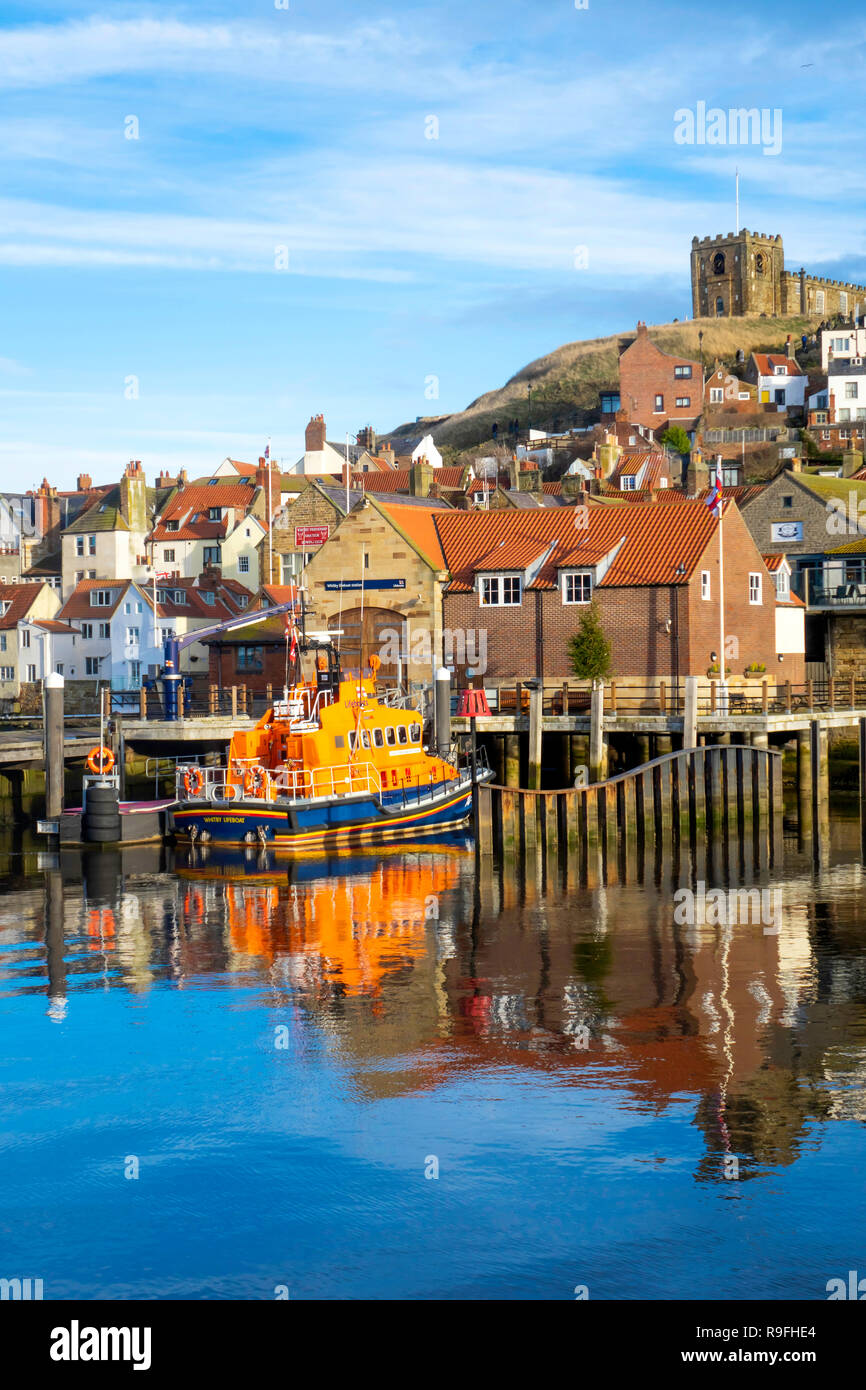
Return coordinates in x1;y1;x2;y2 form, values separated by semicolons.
1;817;865;1301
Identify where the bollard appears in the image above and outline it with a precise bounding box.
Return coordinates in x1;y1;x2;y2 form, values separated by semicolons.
528;682;543;790
44;672;65;819
589;681;606;782
683;676;698;749
435;667;451;759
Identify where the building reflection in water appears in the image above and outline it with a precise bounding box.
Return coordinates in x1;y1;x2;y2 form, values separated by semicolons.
2;827;865;1185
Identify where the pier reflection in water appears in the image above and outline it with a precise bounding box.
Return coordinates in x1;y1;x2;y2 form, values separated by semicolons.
1;822;865;1299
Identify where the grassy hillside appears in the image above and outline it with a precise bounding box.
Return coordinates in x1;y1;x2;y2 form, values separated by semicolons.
386;314;823;453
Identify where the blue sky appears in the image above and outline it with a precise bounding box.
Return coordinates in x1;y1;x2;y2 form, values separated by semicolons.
1;0;865;489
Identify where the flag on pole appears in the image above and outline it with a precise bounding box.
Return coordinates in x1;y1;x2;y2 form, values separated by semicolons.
706;477;722;518
264;443;270;460
285;613;298;663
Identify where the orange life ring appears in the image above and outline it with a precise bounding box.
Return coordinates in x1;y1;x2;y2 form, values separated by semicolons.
244;767;265;795
86;745;114;775
184;767;204;796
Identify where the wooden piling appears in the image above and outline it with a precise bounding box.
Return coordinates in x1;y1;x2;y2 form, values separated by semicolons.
500;789;518;856
43;673;65;820
477;785;494;857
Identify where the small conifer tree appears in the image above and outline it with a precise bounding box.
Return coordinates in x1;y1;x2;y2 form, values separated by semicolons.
567;602;612;680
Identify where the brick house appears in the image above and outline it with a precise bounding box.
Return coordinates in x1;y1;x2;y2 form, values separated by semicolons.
618;323;703;435
703;366;758;414
434;501;802;684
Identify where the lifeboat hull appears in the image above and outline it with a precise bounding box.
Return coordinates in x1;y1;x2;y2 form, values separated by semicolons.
169;780;477;849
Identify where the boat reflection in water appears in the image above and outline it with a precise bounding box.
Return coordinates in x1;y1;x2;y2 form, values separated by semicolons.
174;837;470;999
5;822;866;1299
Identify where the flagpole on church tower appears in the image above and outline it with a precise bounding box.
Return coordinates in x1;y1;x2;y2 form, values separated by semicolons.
735;168;739;231
717;464;727;715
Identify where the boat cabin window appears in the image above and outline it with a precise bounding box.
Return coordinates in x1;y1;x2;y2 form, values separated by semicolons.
361;730;371;749
372;727;384;747
348;731;355;751
410;723;421;743
385;727;396;745
397;726;408;745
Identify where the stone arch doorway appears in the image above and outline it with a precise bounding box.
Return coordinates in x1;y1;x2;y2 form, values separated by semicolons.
329;606;404;680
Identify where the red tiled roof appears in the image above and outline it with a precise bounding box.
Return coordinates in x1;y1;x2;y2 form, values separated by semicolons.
332;466;466;495
58;579;130;620
33;619;77;634
761;553;787;572
377;503;447;569
434;498;740;592
542;481;562;495
0;582;45;629
612;451;658;478
434;510;626;592
145;577;254;620
152;483;259;541
753;354;803;377
256;584;300;609
436;467;467;489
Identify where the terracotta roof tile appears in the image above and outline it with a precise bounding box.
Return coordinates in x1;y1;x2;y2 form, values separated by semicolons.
753;353;803;377
58;579;131;621
433;498;739;592
0;582;45;629
377;502;447;569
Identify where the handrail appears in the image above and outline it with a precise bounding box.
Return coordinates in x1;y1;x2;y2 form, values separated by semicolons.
485;743;782;796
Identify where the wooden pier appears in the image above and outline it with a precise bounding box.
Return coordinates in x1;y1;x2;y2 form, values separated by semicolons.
476;744;786;877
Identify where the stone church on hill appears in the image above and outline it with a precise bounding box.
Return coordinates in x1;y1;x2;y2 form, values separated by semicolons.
691;230;866;320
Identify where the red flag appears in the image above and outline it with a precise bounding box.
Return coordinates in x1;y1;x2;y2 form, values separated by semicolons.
285;614;298;663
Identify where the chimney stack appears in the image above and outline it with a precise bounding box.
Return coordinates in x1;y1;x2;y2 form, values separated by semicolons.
77;474;92;492
305;414;327;453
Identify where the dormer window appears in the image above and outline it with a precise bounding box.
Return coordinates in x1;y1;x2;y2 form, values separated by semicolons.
774;365;786;375
562;572;592;605
208;507;221;521
620;475;638;490
165;520;179;532
479;574;521;606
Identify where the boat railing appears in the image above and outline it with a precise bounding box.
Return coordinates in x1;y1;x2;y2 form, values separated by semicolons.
376;685;422;712
271;686;327;727
177;746;488;807
278;760;383;803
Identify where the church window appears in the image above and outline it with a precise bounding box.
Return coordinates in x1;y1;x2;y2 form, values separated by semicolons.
713;252;726;275
716;297;725;316
755;253;764;274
